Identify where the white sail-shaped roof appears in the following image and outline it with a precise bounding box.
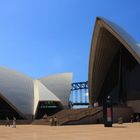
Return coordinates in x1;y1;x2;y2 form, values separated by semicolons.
99;17;140;63
89;17;140;104
0;67;72;117
39;73;72;108
33;80;60;114
0;67;34;117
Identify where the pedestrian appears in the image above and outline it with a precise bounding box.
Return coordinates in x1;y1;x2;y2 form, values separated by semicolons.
49;117;53;126
118;117;123;124
54;116;57;126
43;113;47;119
12;117;16;128
5;117;10;127
130;115;134;123
136;115;140;122
94;102;99;107
69;101;73;109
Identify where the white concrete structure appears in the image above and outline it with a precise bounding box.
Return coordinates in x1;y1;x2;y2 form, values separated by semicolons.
0;67;72;119
89;17;140;113
39;73;72;108
33;80;60;115
0;67;34;118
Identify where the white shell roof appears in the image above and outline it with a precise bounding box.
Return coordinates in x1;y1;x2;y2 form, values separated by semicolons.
33;80;61;114
0;68;72;116
39;73;72;108
0;67;34;116
98;17;140;63
38;80;60;101
89;17;140;102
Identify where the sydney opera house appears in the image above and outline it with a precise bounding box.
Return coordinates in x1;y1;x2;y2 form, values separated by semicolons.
0;16;140;122
89;17;140;113
0;67;72;120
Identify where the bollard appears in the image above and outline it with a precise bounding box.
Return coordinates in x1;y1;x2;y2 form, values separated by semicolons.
103;96;113;127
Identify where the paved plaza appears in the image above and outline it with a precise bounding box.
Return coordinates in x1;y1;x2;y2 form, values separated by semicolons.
0;123;140;140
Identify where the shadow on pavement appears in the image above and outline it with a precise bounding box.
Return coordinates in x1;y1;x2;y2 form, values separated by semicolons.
112;125;127;128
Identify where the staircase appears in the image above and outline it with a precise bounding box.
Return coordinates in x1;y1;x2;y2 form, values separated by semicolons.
32;107;103;125
0;120;33;125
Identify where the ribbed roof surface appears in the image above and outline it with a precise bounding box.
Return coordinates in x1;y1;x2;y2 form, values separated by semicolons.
0;67;34;116
33;80;61;114
37;80;60;101
39;73;72;107
99;17;140;63
88;17;140;104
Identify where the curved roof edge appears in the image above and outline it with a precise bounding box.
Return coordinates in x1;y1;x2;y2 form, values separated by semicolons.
97;17;140;63
38;73;72;108
0;66;33;79
33;80;61;115
38;72;73;80
88;17;140;104
0;66;34;116
0;93;26;118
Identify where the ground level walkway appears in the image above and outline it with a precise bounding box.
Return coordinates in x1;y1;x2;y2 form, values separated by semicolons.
0;123;140;140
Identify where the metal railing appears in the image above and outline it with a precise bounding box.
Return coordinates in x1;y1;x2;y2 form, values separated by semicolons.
51;107;103;125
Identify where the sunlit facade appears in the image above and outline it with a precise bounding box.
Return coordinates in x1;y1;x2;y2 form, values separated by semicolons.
0;67;72;119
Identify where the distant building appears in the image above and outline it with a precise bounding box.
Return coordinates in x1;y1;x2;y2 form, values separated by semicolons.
89;17;140;113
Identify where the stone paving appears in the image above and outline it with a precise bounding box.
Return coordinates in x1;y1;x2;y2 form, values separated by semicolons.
0;123;140;140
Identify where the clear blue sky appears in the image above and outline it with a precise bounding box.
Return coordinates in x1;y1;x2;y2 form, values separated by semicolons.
0;0;140;82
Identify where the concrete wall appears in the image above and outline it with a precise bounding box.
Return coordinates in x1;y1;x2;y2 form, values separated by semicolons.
127;100;140;113
113;106;133;122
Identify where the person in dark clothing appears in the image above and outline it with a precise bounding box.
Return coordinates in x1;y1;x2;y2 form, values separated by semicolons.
130;115;134;123
54;116;57;126
136;115;140;122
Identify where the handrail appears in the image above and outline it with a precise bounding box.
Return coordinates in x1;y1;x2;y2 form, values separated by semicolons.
33;107;103;125
54;107;103;125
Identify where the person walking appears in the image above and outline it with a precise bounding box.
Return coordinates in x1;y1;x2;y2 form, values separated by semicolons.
5;117;10;127
12;117;16;128
136;115;140;122
43;113;47;119
130;115;134;123
49;117;53;126
54;116;57;126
